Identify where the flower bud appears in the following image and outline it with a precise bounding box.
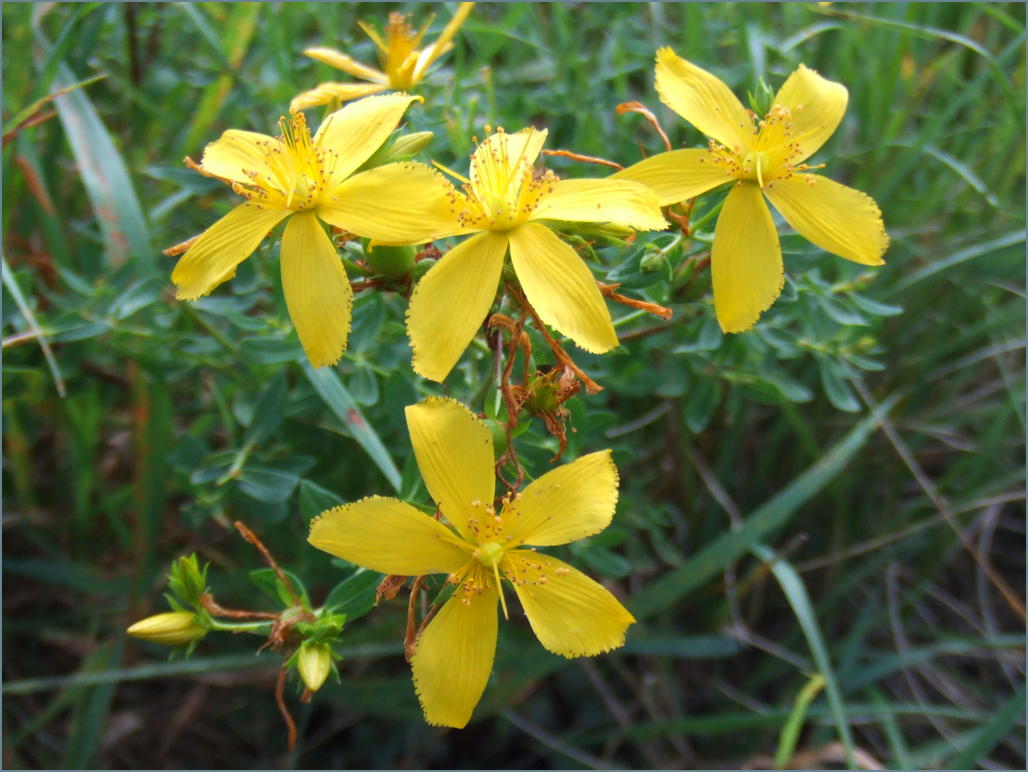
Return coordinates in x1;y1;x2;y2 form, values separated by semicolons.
412;257;437;282
297;641;332;693
365;244;417;278
126;611;206;647
378;131;434;163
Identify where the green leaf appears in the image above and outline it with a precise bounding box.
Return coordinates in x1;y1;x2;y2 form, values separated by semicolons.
302;363;402;492
239;336;304;364
818;359;861;412
180;3;262;152
324;568;382;623
32;19;151;267
241;373;287;450
775;674;826;769
631;397;895;619
946;684;1026;769
685;376;720;433
298;479;345;522
249;567;310;610
753;543;855;769
237;467;299;503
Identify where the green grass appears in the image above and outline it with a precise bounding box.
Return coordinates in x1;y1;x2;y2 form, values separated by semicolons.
3;2;1024;769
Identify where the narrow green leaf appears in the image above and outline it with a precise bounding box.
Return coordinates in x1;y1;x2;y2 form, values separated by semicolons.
753;544;855;769
885;230;1024;296
181;3;262;152
302;363;402;492
30;40;152;269
947;685;1026;769
32;21;152;267
241;373;287;450
631;396;895;619
775;674;826;769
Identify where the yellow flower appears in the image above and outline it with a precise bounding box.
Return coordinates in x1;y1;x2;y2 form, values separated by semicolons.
126;611;207;647
291;4;475;112
171;94;455;368
308;397;635;728
406;127;667;382
615;48;889;333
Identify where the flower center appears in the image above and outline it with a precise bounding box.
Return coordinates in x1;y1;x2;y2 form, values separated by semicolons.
237;113;329;211
740;150;770;186
455;130;557;231
475;540;504;568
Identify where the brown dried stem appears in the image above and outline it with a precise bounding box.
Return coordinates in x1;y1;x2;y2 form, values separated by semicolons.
506;282;603;394
541;148;623;171
234;521;302;607
597;281;673;320
616;101;672;152
198;593;280;620
275;665;298;751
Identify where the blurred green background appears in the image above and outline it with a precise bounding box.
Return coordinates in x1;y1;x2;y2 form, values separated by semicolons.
2;2;1024;769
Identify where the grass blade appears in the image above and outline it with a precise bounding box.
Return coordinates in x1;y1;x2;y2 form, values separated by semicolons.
2;255;65;396
301;362;402;492
632;396;896;619
180;3;262;153
884;230;1025;296
32;18;151;267
753;544;856;769
947;684;1026;769
775;674;826;768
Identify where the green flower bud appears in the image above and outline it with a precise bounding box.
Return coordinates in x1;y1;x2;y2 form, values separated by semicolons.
297;641;332;693
379;131;434;163
412;257;437;282
365;244;417;278
167;554;207;605
127;611;207;647
639;249;667;274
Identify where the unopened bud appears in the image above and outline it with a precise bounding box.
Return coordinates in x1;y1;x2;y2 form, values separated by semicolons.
379;131;434;163
639;249;667;273
412;257;437;282
365;243;417;278
297;642;332;693
127;611;206;647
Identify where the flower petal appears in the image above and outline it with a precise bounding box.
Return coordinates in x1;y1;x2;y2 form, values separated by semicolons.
764;174;888;266
200;130;282;186
502;450;619;548
406;231;508;382
655;47;754;152
711;182;783;333
302;47;388;83
411;568;498;728
279;212;353;367
507;222;618;354
530;178;667;231
319;162;462;245
172;204;289;300
469;127;548;200
313;94;421;188
405;397;495;541
613;148;732;207
308;495;469;575
289;82;388;113
412;2;475;81
504;551;634;657
770;64;848;165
